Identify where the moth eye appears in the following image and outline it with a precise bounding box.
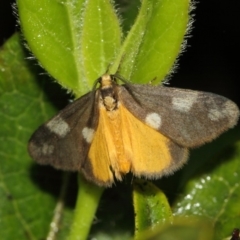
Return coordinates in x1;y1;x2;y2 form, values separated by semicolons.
82;127;95;143
46;116;70;138
145;113;162;129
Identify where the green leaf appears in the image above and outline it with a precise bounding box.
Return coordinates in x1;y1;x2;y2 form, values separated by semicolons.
111;0;191;84
133;179;173;239
173;136;240;240
0;34;75;240
136;217;213;240
17;0;122;97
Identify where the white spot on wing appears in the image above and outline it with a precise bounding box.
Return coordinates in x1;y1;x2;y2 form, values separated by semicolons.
29;142;54;156
208;108;222;121
172;92;198;112
82;127;95;143
46;116;70;138
42;144;54;155
145;113;161;129
208;100;240;127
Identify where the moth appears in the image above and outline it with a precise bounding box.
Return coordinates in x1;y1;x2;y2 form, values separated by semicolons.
28;74;239;187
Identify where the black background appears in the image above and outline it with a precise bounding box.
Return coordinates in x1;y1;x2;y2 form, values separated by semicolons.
0;0;239;105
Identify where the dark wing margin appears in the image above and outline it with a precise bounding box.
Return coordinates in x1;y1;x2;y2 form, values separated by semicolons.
120;84;239;148
28;91;99;171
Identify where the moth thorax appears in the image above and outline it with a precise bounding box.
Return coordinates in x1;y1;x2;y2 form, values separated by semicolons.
103;96;117;111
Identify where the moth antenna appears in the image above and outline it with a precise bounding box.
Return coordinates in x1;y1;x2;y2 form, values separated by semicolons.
149;77;158;84
112;74;129;84
92;76;103;90
112;74;146;107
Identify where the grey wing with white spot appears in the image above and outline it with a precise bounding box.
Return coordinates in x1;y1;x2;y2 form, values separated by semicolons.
120;84;239;148
28;91;99;171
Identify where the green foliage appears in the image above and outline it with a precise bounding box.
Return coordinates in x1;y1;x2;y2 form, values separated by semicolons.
135;217;214;240
111;0;190;83
17;0;122;97
1;1;239;239
0;33;73;239
173;139;240;239
133;180;173;239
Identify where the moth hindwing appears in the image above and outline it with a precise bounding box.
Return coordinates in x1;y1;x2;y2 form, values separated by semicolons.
28;74;239;187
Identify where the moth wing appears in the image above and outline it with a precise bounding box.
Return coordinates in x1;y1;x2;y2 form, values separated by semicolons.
82;106;120;187
119;104;189;179
28;91;98;171
120;84;239;148
79;103;189;186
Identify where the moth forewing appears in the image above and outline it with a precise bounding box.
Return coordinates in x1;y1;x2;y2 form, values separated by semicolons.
28;91;99;171
120;84;240;148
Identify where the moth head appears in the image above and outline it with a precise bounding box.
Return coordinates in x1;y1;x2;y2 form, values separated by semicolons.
99;74;116;89
98;74;119;111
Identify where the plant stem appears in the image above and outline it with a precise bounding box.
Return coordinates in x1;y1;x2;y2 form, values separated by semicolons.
67;174;104;240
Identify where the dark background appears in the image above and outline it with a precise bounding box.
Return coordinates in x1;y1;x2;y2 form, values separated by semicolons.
0;0;239;105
